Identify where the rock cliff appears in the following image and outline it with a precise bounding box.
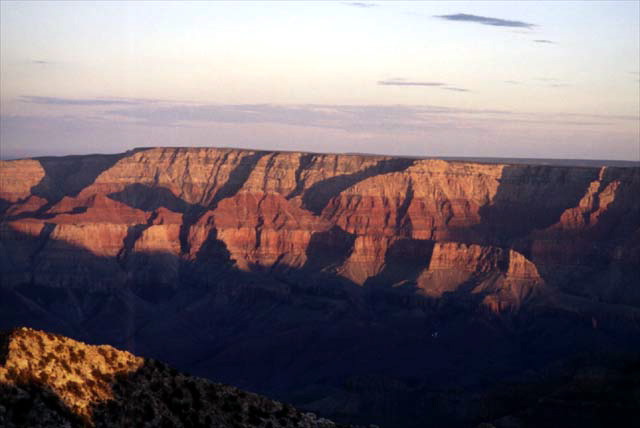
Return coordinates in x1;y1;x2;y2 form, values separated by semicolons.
1;147;639;427
2;147;638;306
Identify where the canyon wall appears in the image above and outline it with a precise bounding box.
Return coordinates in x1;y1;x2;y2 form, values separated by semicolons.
1;147;638;309
1;147;639;427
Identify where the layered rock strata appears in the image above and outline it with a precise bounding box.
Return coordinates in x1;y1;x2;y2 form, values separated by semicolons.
1;147;637;310
1;147;639;428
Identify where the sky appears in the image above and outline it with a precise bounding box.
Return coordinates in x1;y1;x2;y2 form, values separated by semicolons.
1;1;639;160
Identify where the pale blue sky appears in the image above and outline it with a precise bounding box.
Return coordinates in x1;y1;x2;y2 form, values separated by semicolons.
1;1;638;160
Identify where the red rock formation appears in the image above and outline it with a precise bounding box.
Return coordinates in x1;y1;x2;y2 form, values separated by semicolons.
2;148;639;428
0;160;45;202
1;147;638;310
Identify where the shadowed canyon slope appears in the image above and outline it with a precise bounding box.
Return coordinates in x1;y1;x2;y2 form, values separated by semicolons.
1;147;639;427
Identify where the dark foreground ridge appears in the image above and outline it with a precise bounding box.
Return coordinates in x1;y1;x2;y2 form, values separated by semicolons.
0;327;373;428
2;328;638;428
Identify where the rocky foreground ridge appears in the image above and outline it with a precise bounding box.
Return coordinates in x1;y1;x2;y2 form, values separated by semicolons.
2;328;638;428
0;147;639;427
0;327;359;428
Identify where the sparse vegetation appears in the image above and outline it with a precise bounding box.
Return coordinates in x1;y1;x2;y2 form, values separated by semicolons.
65;380;82;397
1;327;355;427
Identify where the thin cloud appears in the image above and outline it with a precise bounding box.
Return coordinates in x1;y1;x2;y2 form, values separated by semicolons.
442;87;471;92
504;80;521;85
533;39;555;44
343;2;377;8
19;96;151;106
531;78;569;88
2;104;634;160
378;80;444;87
106;104;493;131
531;78;570;88
378;79;469;92
31;60;51;65
103;103;632;134
435;13;535;29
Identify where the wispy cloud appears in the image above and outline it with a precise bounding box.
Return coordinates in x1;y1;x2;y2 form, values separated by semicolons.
3;101;637;161
435;13;535;29
530;78;570;88
10;96;636;136
343;2;377;8
378;79;470;92
378;79;444;87
442;87;471;92
31;60;51;65
533;39;555;44
504;80;521;85
99;103;635;134
3;102;637;160
105;103;502;131
18;96;152;106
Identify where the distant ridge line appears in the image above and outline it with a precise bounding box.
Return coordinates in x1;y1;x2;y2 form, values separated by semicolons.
2;145;639;168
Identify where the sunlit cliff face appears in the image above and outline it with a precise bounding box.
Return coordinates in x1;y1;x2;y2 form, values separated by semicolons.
1;147;638;313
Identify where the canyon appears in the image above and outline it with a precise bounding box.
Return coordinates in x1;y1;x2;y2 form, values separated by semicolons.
1;147;639;427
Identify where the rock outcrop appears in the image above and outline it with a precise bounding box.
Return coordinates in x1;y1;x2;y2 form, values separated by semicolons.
0;327;356;428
